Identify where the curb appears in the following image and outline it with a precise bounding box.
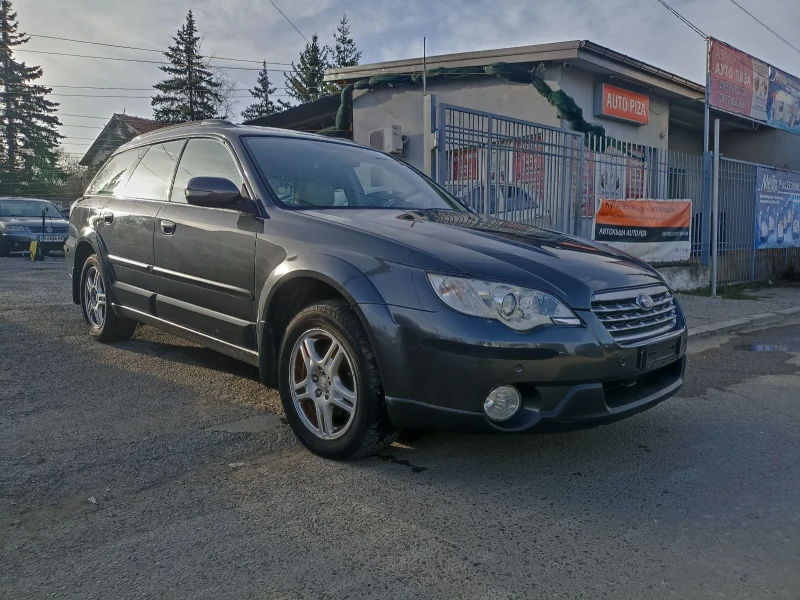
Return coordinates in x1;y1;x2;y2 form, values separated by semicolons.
688;305;800;339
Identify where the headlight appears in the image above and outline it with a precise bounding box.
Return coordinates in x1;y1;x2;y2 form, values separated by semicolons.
3;225;25;232
427;274;580;330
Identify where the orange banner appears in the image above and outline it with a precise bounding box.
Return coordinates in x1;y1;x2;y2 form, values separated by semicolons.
595;199;691;228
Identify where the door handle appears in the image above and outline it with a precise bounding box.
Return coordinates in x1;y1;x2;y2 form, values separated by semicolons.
103;211;114;223
160;219;176;235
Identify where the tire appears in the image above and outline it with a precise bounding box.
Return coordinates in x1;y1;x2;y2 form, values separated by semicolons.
0;240;9;258
278;299;398;460
79;254;137;342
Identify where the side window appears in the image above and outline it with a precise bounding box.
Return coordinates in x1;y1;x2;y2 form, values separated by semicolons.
170;138;243;204
122;140;185;201
85;149;139;196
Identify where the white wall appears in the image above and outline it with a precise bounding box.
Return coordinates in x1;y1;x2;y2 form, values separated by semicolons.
559;69;671;150
721;128;800;171
668;125;704;156
353;73;562;174
353;64;673;174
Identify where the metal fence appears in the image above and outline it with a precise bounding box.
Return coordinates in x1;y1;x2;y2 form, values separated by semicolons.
435;102;800;283
717;157;800;285
580;135;706;264
437;104;584;234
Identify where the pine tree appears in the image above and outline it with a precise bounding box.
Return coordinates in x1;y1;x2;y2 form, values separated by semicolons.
0;0;62;196
241;62;286;121
152;10;223;123
284;34;336;104
332;14;361;68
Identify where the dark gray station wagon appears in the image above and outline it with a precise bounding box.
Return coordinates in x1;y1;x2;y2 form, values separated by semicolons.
66;121;687;459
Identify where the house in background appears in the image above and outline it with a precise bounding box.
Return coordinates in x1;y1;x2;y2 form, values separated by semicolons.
79;114;169;168
242;95;340;132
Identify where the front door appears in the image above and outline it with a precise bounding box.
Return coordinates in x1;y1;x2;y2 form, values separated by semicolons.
153;137;259;350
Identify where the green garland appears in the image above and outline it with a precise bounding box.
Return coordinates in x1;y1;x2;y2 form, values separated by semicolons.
322;62;617;149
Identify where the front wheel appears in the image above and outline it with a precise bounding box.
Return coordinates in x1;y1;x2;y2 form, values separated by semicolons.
278;300;397;460
80;255;137;342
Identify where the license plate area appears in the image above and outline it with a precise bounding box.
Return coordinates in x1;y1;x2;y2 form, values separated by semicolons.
38;235;65;243
638;337;681;371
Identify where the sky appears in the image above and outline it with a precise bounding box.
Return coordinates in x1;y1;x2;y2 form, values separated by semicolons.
12;0;800;159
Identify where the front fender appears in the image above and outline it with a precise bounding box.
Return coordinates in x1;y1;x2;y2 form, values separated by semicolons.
256;253;386;327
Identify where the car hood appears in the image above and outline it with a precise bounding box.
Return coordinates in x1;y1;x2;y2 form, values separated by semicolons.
0;216;68;228
306;209;666;309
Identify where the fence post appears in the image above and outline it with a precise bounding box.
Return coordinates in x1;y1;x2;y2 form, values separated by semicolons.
712;119;720;296
436;104;446;186
484;117;493;218
701;151;712;266
423;93;437;179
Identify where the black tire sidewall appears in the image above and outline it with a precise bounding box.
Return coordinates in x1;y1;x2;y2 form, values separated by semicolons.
278;308;378;459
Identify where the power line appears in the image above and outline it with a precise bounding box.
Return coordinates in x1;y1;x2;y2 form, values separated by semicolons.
4;91;293;98
59;114;113;120
15;48;306;72
43;84;291;91
653;0;707;38
266;0;309;43
22;33;295;66
726;0;800;57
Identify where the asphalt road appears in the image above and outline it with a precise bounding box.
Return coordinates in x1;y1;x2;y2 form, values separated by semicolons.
2;255;799;600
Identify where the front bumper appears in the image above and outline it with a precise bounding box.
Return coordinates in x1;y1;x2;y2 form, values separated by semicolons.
358;303;687;433
1;232;66;253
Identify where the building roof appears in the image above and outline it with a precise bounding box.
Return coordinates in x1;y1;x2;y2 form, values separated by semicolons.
325;40;705;101
79;113;170;167
242;95;340;132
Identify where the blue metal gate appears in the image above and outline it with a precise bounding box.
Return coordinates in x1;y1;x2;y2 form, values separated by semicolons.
436;103;584;235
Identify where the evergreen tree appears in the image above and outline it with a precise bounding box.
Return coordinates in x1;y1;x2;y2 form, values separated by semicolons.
284;34;336;104
152;10;223;123
332;14;361;68
0;0;62;195
241;62;287;121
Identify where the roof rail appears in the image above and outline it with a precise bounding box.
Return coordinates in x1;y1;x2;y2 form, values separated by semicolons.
129;118;236;141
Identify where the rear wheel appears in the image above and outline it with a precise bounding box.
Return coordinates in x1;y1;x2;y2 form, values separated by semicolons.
80;255;137;342
278;300;397;460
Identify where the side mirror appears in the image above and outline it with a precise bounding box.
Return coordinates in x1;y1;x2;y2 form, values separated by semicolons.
185;177;241;208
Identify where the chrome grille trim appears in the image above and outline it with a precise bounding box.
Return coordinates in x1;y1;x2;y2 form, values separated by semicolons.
591;285;678;345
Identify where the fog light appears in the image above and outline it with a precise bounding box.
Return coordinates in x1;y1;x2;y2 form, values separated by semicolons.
484;385;522;421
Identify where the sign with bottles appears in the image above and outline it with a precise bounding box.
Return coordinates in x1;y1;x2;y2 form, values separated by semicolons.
708;38;800;135
755;166;800;249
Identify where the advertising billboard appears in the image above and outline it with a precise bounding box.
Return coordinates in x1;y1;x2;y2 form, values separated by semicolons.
593;199;692;263
708;38;800;135
755;166;800;250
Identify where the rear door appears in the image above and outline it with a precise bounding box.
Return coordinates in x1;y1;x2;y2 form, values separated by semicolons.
153;137;259;350
86;147;158;312
96;140;185;315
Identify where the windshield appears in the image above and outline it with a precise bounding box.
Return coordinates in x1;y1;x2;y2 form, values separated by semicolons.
245;136;467;211
0;199;63;218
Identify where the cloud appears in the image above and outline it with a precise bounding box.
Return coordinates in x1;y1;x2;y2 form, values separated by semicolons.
12;0;800;156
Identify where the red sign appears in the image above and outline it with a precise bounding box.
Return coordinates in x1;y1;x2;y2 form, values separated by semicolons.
595;83;649;125
451;148;478;181
513;135;544;198
708;39;768;121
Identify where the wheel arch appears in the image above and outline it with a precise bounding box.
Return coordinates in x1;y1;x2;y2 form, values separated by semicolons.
257;256;385;388
71;231;109;304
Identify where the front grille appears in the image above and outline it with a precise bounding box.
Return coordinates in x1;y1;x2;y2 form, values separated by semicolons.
591;285;678;345
26;225;67;234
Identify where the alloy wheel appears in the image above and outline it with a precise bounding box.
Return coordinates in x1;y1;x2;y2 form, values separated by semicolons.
84;266;106;329
290;328;358;440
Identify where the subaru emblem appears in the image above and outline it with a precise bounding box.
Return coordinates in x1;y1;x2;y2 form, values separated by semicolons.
636;293;654;310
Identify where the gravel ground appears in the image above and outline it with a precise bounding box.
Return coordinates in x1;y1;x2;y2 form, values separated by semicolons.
2;255;800;599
